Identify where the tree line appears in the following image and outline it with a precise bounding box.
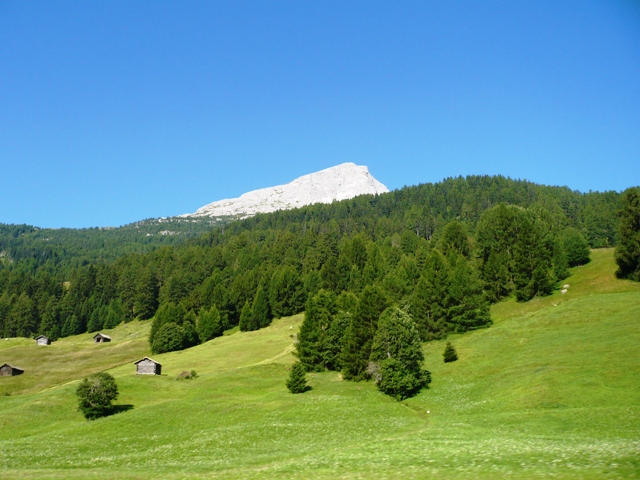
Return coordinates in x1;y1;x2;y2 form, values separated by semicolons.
0;175;633;351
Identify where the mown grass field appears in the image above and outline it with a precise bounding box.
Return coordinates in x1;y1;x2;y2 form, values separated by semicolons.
0;249;638;479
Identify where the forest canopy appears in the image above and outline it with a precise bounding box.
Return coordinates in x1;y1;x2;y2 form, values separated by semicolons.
0;175;626;346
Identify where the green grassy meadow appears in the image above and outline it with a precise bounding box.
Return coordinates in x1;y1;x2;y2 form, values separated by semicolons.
0;249;638;479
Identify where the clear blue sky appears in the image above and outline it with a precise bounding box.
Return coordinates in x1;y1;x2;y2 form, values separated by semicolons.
1;1;639;228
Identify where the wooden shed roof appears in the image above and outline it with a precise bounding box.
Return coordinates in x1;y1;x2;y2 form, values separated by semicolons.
35;335;49;340
134;356;161;365
93;333;111;340
1;363;24;373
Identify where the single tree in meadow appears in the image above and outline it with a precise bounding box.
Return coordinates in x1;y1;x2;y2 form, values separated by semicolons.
76;372;119;420
370;307;430;400
286;361;309;394
443;341;458;363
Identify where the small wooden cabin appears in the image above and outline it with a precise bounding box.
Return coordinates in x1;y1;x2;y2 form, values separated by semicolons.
35;335;51;346
134;357;162;375
0;364;24;376
93;333;111;343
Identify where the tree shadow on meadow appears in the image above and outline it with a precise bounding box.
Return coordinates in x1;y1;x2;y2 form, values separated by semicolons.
109;404;134;415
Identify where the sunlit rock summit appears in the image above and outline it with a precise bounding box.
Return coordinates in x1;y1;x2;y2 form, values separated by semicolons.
182;163;389;218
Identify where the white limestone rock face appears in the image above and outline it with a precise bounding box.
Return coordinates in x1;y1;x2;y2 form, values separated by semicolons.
182;163;389;218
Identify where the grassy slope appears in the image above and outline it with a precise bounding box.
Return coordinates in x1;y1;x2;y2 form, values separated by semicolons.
0;249;638;479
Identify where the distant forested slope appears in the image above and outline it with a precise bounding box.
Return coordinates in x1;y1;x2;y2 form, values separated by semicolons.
0;217;233;273
0;175;625;346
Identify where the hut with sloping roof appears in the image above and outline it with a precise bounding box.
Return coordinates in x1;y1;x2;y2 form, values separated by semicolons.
93;333;111;343
0;364;24;376
35;335;51;346
134;357;162;375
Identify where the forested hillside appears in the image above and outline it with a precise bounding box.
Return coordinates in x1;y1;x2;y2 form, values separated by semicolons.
0;175;623;351
0;216;231;272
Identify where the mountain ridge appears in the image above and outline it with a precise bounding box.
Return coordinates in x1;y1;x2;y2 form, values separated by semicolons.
181;162;389;218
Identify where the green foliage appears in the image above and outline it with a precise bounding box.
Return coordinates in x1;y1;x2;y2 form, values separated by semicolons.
443;341;458;363
238;301;254;332
0;175;626;343
176;370;198;380
296;290;337;371
151;322;186;354
197;305;223;342
322;311;351;371
563;228;591;267
615;188;640;281
370;307;430;400
341;286;389;381
76;372;119;420
269;266;305;319
447;255;492;332
286;361;309;394
438;220;471;258
410;250;450;340
251;283;272;329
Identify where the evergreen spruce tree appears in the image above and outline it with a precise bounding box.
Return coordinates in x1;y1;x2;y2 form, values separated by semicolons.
87;306;105;333
512;212;553;301
409;250;450;340
182;312;200;348
443;341;458;363
438;220;472;258
562;228;591;267
296;290;337;371
340;285;389;380
39;297;60;341
151;322;185;354
252;283;271;329
197;305;222;342
134;268;158;320
239;301;253;331
482;250;511;302
615;188;640;281
286;361;309;394
551;236;570;282
447;255;491;332
322;311;351;371
370;307;430;400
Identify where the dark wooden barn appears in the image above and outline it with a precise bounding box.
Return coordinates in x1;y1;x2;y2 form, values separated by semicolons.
0;364;24;376
93;333;112;343
35;335;51;346
134;357;162;375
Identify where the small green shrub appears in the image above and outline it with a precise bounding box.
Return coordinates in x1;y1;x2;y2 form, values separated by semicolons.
286;362;309;394
176;370;198;380
443;341;458;363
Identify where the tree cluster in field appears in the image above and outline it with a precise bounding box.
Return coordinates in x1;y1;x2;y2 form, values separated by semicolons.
0;175;615;343
615;188;640;281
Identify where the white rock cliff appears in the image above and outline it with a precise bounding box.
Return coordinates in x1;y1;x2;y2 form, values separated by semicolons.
182;163;389;218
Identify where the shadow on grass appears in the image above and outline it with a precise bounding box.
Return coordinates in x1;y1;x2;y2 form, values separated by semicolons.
292;386;312;394
111;404;134;415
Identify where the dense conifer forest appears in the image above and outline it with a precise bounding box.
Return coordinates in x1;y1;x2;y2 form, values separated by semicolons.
0;175;627;375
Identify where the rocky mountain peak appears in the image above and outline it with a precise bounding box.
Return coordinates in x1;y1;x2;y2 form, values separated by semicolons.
181;163;389;218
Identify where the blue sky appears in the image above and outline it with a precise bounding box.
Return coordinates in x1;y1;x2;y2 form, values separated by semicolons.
1;1;639;228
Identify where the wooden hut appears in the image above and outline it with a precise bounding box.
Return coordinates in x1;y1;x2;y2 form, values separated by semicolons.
134;357;162;375
93;333;111;343
0;364;24;376
35;335;51;346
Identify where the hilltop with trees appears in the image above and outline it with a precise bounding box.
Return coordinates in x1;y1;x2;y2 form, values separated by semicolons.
0;175;630;357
